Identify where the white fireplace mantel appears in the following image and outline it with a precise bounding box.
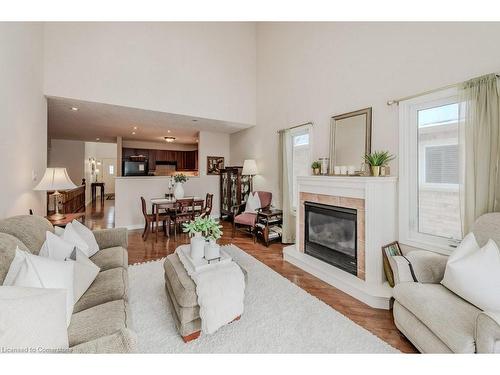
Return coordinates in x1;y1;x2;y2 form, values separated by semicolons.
283;175;398;309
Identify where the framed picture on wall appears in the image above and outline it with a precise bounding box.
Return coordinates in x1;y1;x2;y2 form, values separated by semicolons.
207;156;225;175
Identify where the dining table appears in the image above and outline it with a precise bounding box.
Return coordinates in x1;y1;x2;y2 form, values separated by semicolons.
150;196;204;241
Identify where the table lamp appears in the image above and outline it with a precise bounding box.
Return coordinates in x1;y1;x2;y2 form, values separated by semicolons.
34;168;77;220
242;159;258;191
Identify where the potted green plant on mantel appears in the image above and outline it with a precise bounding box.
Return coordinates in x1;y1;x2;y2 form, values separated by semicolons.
364;151;395;177
311;161;321;175
183;216;223;260
173;173;188;199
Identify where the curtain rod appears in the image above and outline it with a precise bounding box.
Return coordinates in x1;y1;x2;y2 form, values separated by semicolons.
387;74;500;106
277;122;313;134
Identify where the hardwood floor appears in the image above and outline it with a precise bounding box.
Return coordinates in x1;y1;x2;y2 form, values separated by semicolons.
84;200;417;353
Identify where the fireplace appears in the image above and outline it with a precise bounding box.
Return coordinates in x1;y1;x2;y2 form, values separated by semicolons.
304;201;357;275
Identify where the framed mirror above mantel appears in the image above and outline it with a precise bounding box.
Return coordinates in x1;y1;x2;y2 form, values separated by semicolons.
328;107;372;174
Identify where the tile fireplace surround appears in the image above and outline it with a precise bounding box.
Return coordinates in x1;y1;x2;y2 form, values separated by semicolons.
283;175;397;309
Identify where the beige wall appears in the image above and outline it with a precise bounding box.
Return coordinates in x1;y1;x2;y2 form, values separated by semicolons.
44;22;257;126
0;23;47;217
48;139;85;185
230;22;500;208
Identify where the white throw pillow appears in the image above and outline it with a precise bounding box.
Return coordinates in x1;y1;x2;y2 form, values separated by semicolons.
70;220;99;257
39;231;75;261
54;226;65;236
62;222;90;256
244;192;261;213
0;286;69;351
67;248;100;303
442;235;500;311
3;248;75;326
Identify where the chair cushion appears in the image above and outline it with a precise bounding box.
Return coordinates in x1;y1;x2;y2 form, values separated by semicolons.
68;300;131;347
73;267;128;313
0;233;29;284
0;215;53;254
393;283;481;353
163;254;197;308
234;212;257;226
90;246;128;271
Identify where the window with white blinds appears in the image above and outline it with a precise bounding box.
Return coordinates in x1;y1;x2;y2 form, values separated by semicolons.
424;144;459;184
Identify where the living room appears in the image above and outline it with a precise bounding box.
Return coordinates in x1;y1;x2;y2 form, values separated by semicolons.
1;1;500;372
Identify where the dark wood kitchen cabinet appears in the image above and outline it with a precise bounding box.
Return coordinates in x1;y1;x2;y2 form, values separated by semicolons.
122;147;198;172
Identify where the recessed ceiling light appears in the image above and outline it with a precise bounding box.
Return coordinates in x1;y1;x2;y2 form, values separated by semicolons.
132;131;136;135
167;130;171;133
164;136;176;143
133;126;138;130
195;139;199;143
96;138;100;141
70;107;79;111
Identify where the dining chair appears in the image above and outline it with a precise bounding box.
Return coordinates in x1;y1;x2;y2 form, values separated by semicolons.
140;197;170;241
199;193;214;218
170;198;195;240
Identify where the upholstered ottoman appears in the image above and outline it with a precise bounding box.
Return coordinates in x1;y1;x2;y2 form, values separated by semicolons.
163;252;247;342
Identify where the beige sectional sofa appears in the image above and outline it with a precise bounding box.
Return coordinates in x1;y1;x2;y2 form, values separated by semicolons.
393;213;500;353
0;215;137;353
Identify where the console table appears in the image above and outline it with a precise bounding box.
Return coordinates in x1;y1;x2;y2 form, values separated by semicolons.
91;182;105;205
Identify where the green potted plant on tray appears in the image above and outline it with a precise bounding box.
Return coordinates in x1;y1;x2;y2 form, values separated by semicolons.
364;151;395;177
183;216;223;260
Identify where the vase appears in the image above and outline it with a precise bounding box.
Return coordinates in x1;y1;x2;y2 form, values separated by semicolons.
190;232;205;260
371;166;381;177
174;182;184;199
313;168;320;175
204;239;221;260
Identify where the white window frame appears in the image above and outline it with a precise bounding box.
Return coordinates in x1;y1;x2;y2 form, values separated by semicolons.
288;124;313;214
399;88;460;255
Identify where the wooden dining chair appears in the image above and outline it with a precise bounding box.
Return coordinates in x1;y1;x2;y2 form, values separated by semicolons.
140;197;170;241
170;198;195;240
199;193;214;218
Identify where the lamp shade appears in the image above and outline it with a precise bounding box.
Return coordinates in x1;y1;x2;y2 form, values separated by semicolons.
242;159;258;176
34;168;77;191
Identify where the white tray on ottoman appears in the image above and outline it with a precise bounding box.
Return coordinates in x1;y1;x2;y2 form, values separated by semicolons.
177;244;232;273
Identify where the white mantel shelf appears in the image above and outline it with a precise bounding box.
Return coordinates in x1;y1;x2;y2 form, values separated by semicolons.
283;174;398;309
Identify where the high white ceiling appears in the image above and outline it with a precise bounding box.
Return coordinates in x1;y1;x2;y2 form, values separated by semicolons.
47;96;252;144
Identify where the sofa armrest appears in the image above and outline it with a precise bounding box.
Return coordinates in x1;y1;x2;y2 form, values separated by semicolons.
93;228;128;250
70;328;137;353
405;250;448;283
475;311;500;353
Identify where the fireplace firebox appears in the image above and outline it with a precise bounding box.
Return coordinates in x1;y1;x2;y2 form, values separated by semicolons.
304;201;357;275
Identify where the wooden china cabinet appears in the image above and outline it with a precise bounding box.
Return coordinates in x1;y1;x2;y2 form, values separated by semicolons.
219;166;251;221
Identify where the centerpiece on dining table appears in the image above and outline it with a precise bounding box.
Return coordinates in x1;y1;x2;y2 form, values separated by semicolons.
183;216;223;261
172;173;188;199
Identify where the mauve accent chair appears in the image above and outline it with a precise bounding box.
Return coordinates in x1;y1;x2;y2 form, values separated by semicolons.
232;191;272;242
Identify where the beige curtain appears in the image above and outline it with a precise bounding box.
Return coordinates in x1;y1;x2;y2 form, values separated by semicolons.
279;129;295;243
459;73;500;233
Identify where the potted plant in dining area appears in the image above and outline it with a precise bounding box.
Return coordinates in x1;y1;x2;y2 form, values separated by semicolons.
311;160;321;175
364;151;395;177
173;173;188;199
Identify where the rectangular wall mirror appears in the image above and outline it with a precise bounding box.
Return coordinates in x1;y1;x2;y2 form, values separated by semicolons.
329;107;372;173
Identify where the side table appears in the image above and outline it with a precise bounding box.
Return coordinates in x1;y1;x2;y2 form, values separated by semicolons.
255;209;283;247
91;182;105;205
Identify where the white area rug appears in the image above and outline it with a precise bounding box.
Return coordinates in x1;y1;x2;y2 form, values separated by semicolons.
129;245;399;353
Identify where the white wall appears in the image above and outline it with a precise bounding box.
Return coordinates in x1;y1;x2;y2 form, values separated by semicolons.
115;130;229;228
44;22;257;126
230;22;500;208
48;139;85;185
0;23;47;218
